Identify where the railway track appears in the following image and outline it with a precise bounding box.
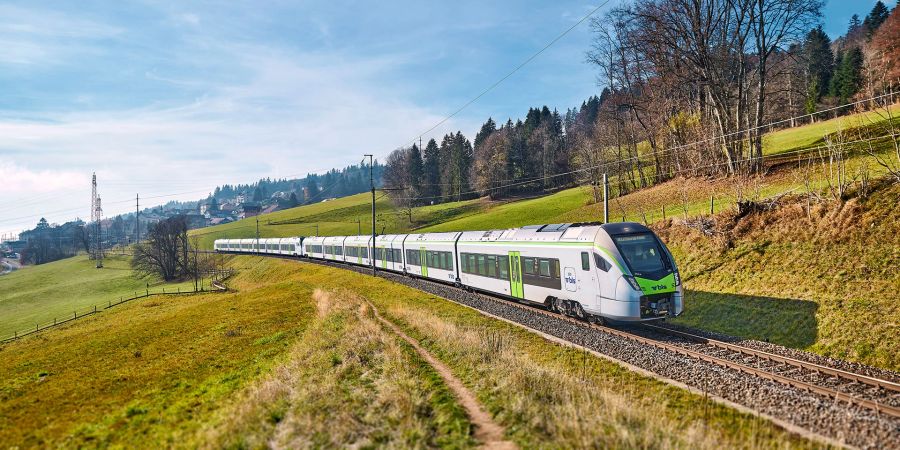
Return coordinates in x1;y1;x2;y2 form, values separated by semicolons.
446;277;900;420
625;324;900;418
220;252;900;447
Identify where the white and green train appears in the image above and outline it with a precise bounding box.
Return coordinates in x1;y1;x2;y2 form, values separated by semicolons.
214;222;683;322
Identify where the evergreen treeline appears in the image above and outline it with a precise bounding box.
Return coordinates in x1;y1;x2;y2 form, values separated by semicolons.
384;1;900;207
212;162;384;206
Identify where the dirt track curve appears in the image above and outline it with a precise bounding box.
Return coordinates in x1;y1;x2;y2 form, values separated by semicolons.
363;298;517;450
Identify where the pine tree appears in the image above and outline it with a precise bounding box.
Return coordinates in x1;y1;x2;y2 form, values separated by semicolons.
304;176;319;203
839;47;864;102
864;1;891;39
849;14;862;34
422;138;441;201
406;143;424;203
473;117;497;151
830;48;864;104
803;25;833;104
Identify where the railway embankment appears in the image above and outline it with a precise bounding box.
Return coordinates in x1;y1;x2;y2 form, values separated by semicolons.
660;181;900;371
0;257;816;449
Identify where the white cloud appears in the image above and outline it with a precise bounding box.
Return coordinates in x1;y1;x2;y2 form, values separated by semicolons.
0;159;85;194
0;45;477;234
0;4;123;66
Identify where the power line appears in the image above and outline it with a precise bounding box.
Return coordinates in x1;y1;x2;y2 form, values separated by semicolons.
403;1;612;149
385;91;899;198
390;132;896;202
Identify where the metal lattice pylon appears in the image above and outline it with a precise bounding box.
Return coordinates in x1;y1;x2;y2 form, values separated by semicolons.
90;173;103;264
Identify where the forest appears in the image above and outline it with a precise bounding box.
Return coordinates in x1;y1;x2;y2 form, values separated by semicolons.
383;0;900;206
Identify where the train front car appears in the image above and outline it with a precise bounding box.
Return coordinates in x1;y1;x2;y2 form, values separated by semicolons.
594;223;683;321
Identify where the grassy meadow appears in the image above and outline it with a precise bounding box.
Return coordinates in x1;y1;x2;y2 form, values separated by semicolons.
0;254;194;339
184;106;900;370
0;256;817;448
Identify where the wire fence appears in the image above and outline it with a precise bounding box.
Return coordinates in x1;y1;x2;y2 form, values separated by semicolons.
0;269;235;344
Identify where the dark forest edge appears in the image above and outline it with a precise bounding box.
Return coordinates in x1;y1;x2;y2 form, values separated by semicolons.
382;1;900;207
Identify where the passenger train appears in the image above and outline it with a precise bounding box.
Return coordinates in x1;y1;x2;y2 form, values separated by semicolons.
214;222;683;322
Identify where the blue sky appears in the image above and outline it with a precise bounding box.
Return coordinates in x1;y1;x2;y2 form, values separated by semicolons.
0;0;889;235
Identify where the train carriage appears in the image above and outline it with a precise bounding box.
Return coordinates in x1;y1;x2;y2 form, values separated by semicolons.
302;236;327;259
342;235;373;266
373;234;405;272
322;236;347;262
404;232;460;283
457;223;682;321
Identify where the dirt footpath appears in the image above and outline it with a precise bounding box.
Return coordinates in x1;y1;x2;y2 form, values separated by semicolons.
364;298;517;450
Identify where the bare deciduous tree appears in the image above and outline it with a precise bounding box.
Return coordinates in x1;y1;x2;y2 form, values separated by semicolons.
132;215;191;281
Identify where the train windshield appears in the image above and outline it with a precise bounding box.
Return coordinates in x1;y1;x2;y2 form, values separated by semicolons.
611;233;671;277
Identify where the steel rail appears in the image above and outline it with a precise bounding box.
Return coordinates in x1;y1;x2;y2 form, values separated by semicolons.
642;323;900;394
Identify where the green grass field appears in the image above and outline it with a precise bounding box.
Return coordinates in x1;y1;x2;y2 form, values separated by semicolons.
0;254;194;339
0;256;814;448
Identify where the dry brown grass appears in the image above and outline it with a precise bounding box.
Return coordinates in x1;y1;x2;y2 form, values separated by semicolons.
662;182;900;369
203;288;474;449
379;304;809;449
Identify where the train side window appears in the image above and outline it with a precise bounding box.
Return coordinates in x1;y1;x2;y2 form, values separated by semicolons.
581;252;590;271
594;253;611;272
499;256;509;279
477;255;486;276
552;259;560;278
523;257;535;275
486;255;497;278
539;259;551;277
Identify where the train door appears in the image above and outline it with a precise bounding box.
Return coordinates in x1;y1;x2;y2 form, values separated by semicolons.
508;251;524;299
420;247;428;277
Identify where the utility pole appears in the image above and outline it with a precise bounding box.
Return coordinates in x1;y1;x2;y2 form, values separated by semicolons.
602;173;609;224
135;194;140;243
255;216;260;255
364;154;375;276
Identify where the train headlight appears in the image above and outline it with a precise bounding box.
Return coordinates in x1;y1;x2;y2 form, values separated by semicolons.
623;275;641;291
674;271;681;286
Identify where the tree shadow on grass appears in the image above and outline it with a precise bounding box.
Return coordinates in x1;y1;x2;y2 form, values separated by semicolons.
672;289;818;349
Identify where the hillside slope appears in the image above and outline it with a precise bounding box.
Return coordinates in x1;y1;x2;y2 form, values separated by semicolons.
662;182;900;370
0;254;193;339
0;256;812;448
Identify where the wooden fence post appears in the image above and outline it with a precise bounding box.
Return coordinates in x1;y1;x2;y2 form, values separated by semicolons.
74;311;77;319
662;205;666;221
710;195;715;215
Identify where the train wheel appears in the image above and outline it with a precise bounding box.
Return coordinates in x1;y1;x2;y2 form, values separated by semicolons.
552;298;565;314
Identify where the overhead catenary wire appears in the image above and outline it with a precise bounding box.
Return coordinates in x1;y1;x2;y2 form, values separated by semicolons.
386;90;900;199
402;0;612;150
390;132;896;202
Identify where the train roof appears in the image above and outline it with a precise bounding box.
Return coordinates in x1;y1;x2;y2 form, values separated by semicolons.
600;222;651;235
459;222;604;243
